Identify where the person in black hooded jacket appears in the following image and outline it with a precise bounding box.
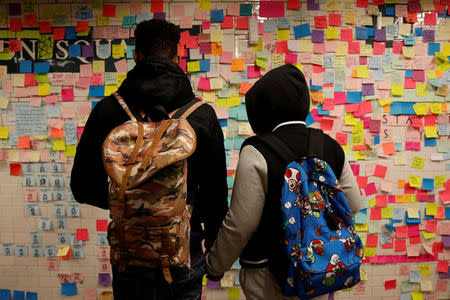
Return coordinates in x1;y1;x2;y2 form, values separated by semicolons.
205;64;361;300
70;20;228;300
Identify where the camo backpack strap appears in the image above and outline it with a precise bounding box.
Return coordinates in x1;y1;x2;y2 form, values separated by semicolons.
113;92;138;122
169;98;205;120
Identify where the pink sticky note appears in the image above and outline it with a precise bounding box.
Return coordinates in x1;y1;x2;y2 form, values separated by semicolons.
172;4;185;17
247;66;261;79
198;77;210;91
407;245;420;257
45;95;58;104
396;225;408;238
374;164;387;178
114;59;128;74
29;96;41;107
438;223;450;235
334;92;346;104
285;53;298;64
220;52;233;64
426;220;438;233
61;88;74;102
437;260;449;273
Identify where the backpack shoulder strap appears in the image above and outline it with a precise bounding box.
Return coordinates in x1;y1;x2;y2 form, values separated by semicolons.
113;92;138;122
307;128;325;158
170;98;205;119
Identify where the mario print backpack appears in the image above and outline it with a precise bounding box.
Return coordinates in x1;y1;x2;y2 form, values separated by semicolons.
102;92;203;284
259;128;364;300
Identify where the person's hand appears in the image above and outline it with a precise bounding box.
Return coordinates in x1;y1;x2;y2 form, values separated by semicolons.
206;273;224;281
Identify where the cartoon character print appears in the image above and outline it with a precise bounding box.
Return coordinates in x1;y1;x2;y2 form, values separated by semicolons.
339;236;357;252
290;242;303;262
308;191;325;218
295;269;315;296
342;276;358;289
285;167;301;194
305;239;325;263
313;158;328;173
302;197;313;218
322;254;347;287
334;216;347;236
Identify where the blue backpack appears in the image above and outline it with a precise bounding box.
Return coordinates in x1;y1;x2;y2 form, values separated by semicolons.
259;129;364;300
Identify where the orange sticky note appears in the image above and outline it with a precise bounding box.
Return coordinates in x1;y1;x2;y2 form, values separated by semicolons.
18;136;31;149
50;127;64;139
398;179;406;188
231;59;245;72
239;82;253;94
382;142;395;155
10;163;21;176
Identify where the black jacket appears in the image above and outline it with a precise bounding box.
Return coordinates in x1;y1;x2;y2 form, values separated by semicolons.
70;56;228;252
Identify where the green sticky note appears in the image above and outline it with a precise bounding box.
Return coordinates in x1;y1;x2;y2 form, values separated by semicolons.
228;287;240;299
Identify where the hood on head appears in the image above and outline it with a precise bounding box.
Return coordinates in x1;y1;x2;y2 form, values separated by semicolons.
118;56;194;116
245;64;310;134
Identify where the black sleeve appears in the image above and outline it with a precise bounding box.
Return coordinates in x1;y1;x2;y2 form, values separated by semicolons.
70;97;127;209
187;104;229;251
322;134;346;179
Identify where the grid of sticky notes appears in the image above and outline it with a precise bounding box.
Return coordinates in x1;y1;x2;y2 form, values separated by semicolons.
0;1;449;300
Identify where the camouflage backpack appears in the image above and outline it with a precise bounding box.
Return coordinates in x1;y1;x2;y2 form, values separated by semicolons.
102;92;203;283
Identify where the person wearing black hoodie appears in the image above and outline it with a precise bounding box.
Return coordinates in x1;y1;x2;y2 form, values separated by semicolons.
205;64;361;300
70;20;228;300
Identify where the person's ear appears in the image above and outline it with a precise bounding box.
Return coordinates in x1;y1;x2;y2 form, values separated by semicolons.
173;56;180;64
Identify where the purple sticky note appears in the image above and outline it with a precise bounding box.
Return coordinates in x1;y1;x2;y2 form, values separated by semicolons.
153;12;166;20
422;30;435;43
307;0;319;10
207;279;221;289
9;3;21;16
439;268;450;279
328;293;334;300
362;83;375;96
312;30;324;43
443;235;450;248
98;273;111;286
82;45;94;58
375;29;386;42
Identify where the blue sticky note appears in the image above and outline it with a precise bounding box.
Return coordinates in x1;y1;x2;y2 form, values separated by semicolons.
405;210;421;225
232;259;241;270
13;291;25;300
367;27;375;37
390;103;416;115
386;6;395;16
0;290;11;300
293;23;311;38
219;119;228;127
199;59;210;72
425;137;436;146
224;138;234;151
227;194;231;206
20;60;32;73
25;292;38;300
91;101;99;109
68;44;81;58
355;27;368;40
226;175;234;188
126;45;135;59
234;137;245;149
89;86;105;97
305;112;315;126
415;28;423;36
405;70;413;78
240;4;252;16
136;12;150;24
123;16;136;29
404;35;416;46
346;91;362;104
445;207;450;219
61;283;77;296
65;27;77;40
210;10;224;22
394;142;402;151
34;62;50;74
422;178;434;191
317;104;330;115
428;43;440;56
374;136;380;145
334;84;344;92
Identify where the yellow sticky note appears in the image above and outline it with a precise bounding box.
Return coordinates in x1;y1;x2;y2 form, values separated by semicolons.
429;103;442;114
57;245;70;257
345;13;357;25
407;207;420;218
408;175;421;188
202;91;216;103
29;150;40;162
202;274;207;286
228;288;240;299
255;57;267;68
422;231;436;240
411;291;423;300
0;127;8;139
360;44;373;56
381;207;393;219
355;223;368;232
112;44;125;58
277;28;290;41
325;27;339;40
425;203;437;216
434;175;446;188
52;139;66;151
252;37;263;51
428;70;437;79
368;198;376;208
8;150;19;162
92;60;105;74
227;95;240;108
198;0;212;11
364;247;376;257
210;29;223;43
418;264;431;277
97;14;110;26
413;103;428;115
360;267;368;281
424;126;437;138
336;43;348;56
416;83;428;96
420;280;432;292
357;65;369;78
443;43;450;56
299;40;313;53
411;156;425;169
345;114;357;126
117;74;127;86
64;145;76;157
38;83;50;96
0;97;8;109
391;84;404;96
187;61;200;73
216;98;227;108
402;46;414;58
104;85;117;97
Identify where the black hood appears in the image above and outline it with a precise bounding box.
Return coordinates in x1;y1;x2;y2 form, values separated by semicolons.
118;56;195;118
245;64;310;134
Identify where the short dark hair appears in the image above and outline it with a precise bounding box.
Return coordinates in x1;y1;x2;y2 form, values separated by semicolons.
134;19;180;59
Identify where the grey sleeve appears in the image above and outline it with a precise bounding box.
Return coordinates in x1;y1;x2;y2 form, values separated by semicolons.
339;155;361;216
205;145;268;276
